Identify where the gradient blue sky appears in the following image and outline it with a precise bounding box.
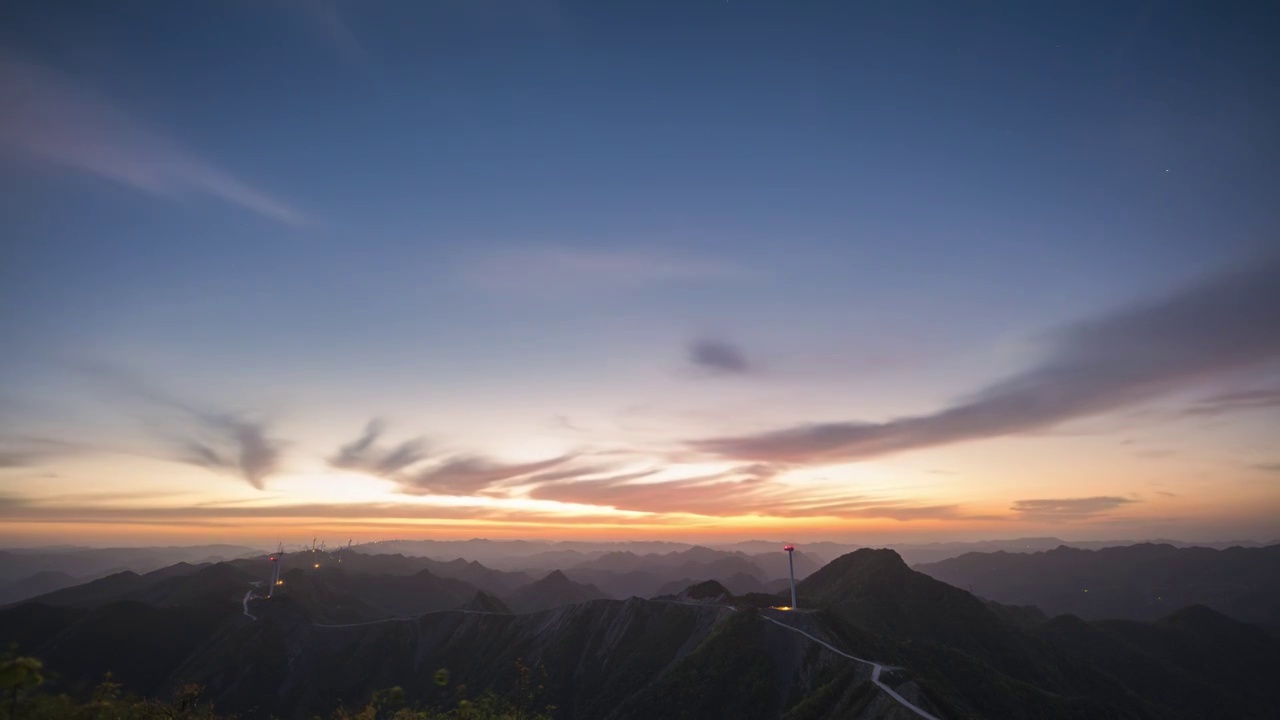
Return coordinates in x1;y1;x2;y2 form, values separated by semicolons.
1;1;1277;545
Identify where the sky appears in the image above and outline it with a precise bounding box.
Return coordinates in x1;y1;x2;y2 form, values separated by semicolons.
1;0;1278;547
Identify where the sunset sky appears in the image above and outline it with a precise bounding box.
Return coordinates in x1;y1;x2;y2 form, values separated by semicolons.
1;1;1277;547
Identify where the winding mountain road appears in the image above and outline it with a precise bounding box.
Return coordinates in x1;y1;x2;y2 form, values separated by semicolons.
241;590;257;620
759;613;941;720
663;599;941;719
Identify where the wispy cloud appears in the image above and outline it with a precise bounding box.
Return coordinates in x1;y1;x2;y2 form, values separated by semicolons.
688;337;752;375
1010;496;1137;521
523;463;980;520
329;419;429;477
83;365;285;489
461;247;745;292
402;454;574;496
0;437;87;468
175;416;281;490
1252;463;1280;474
288;0;372;68
695;258;1280;464
1182;387;1280;417
0;53;306;225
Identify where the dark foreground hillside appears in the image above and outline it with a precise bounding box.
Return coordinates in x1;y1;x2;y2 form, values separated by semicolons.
1;549;1278;719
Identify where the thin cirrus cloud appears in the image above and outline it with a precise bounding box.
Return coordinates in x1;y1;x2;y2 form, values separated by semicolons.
289;0;373;69
0;53;306;225
401;454;575;496
461;247;745;292
688;337;752;375
329;419;430;478
82;364;285;490
324;423;607;497
694;257;1280;464
524;463;978;520
1010;496;1137;521
1182;387;1280;417
0;437;87;468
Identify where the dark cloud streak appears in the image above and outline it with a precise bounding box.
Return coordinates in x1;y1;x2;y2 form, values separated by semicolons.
525;463;981;520
403;454;574;496
1183;387;1280;416
696;259;1280;463
1011;496;1137;520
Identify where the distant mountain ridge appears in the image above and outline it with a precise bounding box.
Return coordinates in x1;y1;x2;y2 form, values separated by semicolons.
915;542;1280;624
348;536;1276;569
0;544;263;605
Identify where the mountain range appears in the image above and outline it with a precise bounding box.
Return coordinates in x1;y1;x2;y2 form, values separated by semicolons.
3;542;1279;718
0;544;262;604
915;542;1280;626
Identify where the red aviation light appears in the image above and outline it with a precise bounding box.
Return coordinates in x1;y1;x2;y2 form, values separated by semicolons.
783;544;795;552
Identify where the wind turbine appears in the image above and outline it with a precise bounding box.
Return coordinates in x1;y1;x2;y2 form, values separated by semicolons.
268;542;285;597
783;544;798;610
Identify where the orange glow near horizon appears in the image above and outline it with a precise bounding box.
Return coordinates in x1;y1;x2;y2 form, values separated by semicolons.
5;429;1279;548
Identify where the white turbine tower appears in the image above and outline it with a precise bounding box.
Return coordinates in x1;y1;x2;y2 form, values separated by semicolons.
784;544;798;610
267;543;284;597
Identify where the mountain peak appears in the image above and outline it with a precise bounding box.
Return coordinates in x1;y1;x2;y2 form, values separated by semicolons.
819;548;911;577
508;570;608;612
542;569;570;583
461;590;511;614
677;580;732;603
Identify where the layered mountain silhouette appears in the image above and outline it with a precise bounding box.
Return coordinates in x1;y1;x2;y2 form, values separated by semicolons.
561;546;818;598
3;547;1279;719
0;545;261;604
915;542;1280;625
507;570;609;613
460;590;511;614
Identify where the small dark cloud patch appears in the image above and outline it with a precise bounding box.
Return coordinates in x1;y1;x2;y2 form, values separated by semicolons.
1156;490;1178;497
1011;496;1137;521
688;337;751;375
1251;463;1280;473
552;415;585;432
